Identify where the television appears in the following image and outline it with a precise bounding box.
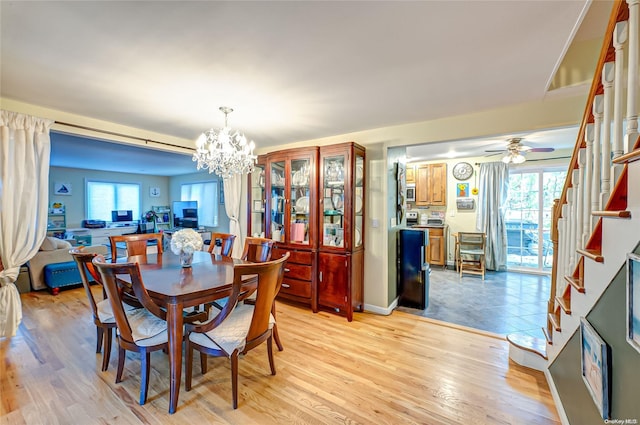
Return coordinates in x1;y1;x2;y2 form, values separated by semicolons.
111;210;133;222
173;201;198;227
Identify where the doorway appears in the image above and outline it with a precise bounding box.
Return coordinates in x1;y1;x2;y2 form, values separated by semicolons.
505;167;566;273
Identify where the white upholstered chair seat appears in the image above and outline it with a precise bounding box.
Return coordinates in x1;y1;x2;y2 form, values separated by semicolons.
96;298;138;323
189;303;275;355
117;308;168;347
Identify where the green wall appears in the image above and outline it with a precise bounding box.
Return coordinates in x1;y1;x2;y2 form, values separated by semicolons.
49;166;170;228
387;146;406;303
549;249;640;423
49;166;230;232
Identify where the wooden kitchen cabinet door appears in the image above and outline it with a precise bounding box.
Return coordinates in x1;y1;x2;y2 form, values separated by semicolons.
415;163;447;206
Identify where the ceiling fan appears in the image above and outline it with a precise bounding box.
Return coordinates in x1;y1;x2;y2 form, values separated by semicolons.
485;137;555;164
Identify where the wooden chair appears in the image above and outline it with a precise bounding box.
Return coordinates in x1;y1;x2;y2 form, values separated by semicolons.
70;246;133;372
184;253;290;409
206;232;236;257
240;237;283;351
109;233;163;261
458;232;486;280
92;255;170;405
241;237;275;262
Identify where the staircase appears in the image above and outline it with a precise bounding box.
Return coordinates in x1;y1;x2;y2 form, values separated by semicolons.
507;0;640;370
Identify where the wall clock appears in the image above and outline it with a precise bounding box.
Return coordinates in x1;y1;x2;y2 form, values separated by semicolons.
452;162;473;181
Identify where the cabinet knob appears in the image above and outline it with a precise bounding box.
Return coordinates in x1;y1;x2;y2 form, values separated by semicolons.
284;268;290;273
282;283;290;288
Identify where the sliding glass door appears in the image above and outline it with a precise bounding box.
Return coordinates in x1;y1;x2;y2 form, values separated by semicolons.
505;168;566;272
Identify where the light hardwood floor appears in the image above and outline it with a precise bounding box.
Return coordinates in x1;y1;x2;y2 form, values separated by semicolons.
1;287;560;424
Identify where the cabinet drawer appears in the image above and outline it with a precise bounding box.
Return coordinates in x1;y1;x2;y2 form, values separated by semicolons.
280;278;311;298
284;263;312;281
272;248;314;265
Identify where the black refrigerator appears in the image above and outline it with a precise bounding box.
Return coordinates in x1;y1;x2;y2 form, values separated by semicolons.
397;228;430;309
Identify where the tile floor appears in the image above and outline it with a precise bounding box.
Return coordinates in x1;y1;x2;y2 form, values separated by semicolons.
396;267;550;338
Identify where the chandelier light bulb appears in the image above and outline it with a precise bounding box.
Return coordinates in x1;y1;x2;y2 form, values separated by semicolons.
192;106;257;179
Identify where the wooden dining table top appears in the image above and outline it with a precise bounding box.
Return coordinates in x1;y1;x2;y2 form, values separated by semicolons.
118;250;249;305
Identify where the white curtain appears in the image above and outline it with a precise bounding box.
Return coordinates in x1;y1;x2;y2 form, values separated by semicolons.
223;173;243;258
0;111;52;337
476;162;508;271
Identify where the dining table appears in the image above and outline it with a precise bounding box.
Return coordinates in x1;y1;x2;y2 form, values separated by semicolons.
118;250;254;414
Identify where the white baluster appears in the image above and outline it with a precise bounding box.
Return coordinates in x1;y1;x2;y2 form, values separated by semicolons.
592;95;604;213
576;149;585;252
626;1;639;152
613;21;628;164
601;62;615;207
567;186;576;273
557;216;566;296
583;124;594;242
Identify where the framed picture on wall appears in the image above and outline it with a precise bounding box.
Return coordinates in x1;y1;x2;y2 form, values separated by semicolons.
580;317;611;420
627;253;640;354
54;182;72;196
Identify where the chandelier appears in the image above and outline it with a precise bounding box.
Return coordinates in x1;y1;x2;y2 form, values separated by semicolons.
193;106;257;178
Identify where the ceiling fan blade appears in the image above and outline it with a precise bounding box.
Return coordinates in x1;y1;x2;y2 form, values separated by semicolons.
484;152;503;157
529;147;555;152
484;149;506;153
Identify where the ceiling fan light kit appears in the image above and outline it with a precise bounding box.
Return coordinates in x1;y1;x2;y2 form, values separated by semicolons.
486;137;555;164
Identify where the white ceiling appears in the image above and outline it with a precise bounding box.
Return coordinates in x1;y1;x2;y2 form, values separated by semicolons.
1;1;610;175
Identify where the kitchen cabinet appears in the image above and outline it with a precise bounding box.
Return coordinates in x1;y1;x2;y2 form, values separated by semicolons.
317;142;365;321
406;165;415;183
415;163;447;206
426;227;446;268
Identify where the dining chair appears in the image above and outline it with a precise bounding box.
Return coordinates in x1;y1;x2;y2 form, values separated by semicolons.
109;233;163;261
70;246;140;372
184;252;290;409
458;232;486;280
92;255;170;406
241;237;275;262
206;232;236;257
239;237;283;351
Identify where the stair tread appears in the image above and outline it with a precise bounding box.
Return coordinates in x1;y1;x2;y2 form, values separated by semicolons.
555;295;572;314
591;210;631;218
548;312;561;331
577;248;604;263
506;333;548;360
542;327;553;345
564;275;585;293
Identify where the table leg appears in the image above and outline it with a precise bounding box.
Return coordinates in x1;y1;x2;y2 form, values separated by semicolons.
167;302;184;414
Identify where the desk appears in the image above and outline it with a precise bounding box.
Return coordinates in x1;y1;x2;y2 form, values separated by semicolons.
121;250;252;413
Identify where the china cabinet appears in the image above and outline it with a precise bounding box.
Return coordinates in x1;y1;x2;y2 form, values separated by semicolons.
248;142;365;320
317;142;365;321
265;147;319;311
247;157;266;238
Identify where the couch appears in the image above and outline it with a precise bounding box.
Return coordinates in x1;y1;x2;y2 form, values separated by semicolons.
28;237;107;291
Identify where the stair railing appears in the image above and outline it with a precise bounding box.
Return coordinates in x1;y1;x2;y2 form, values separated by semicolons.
547;0;635;345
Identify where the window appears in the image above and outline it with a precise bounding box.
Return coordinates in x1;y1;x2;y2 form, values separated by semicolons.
181;182;218;227
86;181;140;222
505;168;566;271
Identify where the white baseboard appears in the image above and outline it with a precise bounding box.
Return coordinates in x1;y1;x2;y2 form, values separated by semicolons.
544;368;570;425
364;298;398;316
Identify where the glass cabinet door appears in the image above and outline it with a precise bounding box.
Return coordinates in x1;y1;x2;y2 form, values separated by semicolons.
321;154;346;248
269;160;286;242
354;153;364;248
290;158;311;245
249;163;266;237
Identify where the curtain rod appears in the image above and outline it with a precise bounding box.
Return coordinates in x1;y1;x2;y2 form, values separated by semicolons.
54;120;195;152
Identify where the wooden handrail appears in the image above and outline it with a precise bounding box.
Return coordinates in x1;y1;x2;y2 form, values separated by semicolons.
557;0;628;211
